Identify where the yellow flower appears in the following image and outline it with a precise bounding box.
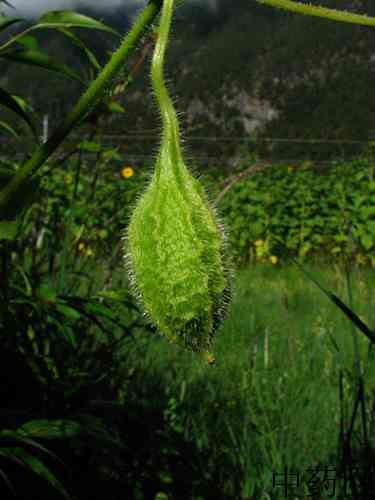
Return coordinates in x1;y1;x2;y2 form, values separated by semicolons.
65;174;73;185
78;242;85;253
255;239;264;247
121;166;134;178
270;255;278;264
287;165;294;173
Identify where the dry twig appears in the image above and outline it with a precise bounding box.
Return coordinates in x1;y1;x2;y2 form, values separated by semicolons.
214;160;274;206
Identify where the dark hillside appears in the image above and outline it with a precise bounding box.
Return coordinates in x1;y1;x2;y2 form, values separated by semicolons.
1;0;375;167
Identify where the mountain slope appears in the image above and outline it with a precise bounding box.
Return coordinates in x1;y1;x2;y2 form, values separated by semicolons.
1;0;375;167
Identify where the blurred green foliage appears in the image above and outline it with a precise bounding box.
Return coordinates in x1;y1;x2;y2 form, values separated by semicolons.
215;151;375;269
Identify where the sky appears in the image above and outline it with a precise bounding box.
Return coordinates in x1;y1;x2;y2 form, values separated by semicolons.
1;0;218;19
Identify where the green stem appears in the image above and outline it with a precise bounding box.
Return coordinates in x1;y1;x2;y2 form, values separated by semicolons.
0;26;36;52
0;0;162;214
256;0;375;27
151;0;182;176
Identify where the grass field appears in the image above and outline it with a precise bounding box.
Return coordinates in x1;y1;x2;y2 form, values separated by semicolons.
117;258;375;498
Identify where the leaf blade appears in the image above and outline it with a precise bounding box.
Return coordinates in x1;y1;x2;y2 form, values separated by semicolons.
1;48;85;84
0;16;22;33
32;10;119;36
57;27;101;71
0;119;19;139
0;87;38;139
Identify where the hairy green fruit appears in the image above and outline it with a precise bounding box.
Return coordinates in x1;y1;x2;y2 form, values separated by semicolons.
123;0;234;363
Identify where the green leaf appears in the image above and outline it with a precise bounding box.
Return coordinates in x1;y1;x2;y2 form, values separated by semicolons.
0;430;62;463
55;303;81;321
159;471;173;484
19;419;82;439
85;301;116;321
0;157;17;168
3;447;71;500
95;290;123;301
17;34;39;51
273;235;375;346
0;16;22;34
59;325;76;348
0;220;18;240
36;310;76;348
360;233;373;251
1;48;84;84
11;94;34;112
298;242;312;257
101;147;122;161
36;284;56;303
334;234;347;243
14;264;32;296
58;295;139;332
331;246;342;254
57;27;101;71
0;119;19;139
80;140;102;153
107;101;125;114
33;10;120;37
0;87;38;139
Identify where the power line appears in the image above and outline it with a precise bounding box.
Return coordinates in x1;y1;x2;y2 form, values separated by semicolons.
1;134;375;145
2;153;368;166
51;154;375;165
66;134;375;144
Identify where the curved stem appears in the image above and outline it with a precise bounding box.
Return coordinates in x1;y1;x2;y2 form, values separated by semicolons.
214;160;273;206
150;0;182;173
256;0;375;27
0;0;162;215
